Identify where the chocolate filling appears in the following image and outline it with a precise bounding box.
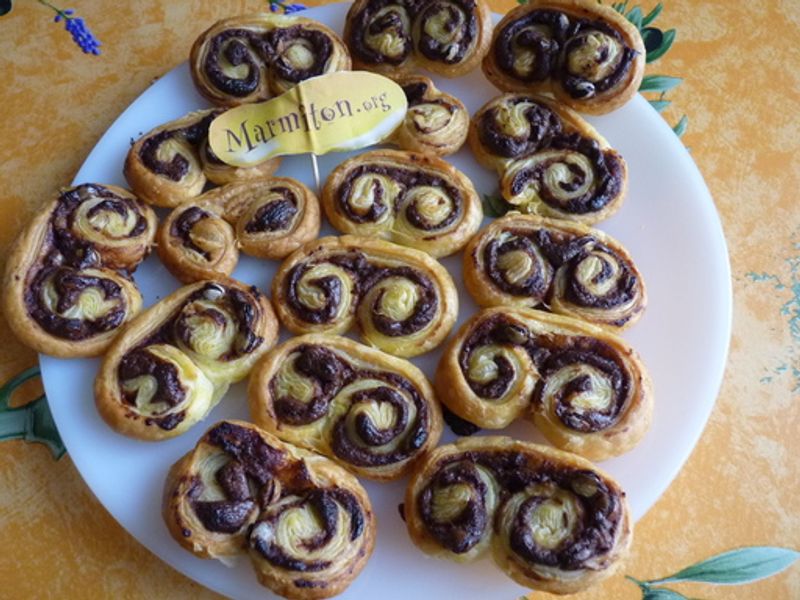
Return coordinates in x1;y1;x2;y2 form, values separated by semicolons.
270;344;430;467
347;0;415;66
139;112;218;181
203;28;265;97
418;450;623;568
458;314;631;420
244;187;298;233
336;163;463;231
118;348;186;430
483;231;554;302
171;206;213;259
266;25;334;83
416;0;478;64
508;133;624;215
478;98;562;159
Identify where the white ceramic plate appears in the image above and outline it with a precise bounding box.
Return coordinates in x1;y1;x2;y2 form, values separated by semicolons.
40;3;732;599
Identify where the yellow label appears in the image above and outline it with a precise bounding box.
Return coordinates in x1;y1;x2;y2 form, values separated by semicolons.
208;71;408;167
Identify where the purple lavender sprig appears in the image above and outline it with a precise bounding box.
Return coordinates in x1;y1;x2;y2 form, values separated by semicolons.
40;0;101;55
269;0;306;14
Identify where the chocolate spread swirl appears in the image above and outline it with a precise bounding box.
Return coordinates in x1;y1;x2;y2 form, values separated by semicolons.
244;187;299;234
493;9;637;99
459;315;631;432
266;25;334;84
118;348;187;430
336;163;463;231
478;98;562;159
348;0;479;66
418;450;624;568
139;111;219;181
270;344;430;467
508;133;624;215
402;81;458;134
24;184;147;340
171;206;213;258
284;250;438;336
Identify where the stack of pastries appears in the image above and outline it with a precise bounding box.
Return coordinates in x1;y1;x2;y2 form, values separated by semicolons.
3;2;655;598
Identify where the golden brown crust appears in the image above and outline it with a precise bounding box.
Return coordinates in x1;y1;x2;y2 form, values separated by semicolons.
95;279;278;441
271;235;458;357
321;149;482;258
157;178;321;284
388;75;469;157
482;0;645;115
248;334;443;481
468;93;628;224
344;0;492;79
124;109;280;208
163;420;375;600
404;436;632;594
1;184;155;358
190;13;351;107
435;307;653;461
462;213;647;330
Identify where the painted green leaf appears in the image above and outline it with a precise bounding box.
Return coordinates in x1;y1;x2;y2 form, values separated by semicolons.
626;6;643;30
639;74;683;93
642;589;689;600
649;99;671;112
647;29;676;63
483;194;510;218
612;1;629;15
648;546;800;586
641;2;664;27
0;0;12;16
672;115;688;137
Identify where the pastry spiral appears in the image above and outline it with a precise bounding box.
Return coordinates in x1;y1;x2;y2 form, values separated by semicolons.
322;150;483;258
164;420;375;600
272;236;458;357
404;436;632;594
124;109;281;208
1;184;156;358
388;75;469;157
469;94;627;223
482;0;645;115
436;307;652;460
464;213;646;329
249;334;443;480
95;279;278;440
157;177;321;283
190;13;351;107
344;0;492;78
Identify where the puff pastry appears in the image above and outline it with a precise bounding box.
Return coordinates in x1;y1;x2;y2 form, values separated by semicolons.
388;75;469;157
95;279;278;441
249;334;443;481
322;149;483;258
482;0;645;115
436;307;652;461
469;93;627;223
344;0;492;78
157;177;321;283
404;436;632;594
190;13;351;107
272;236;458;357
1;184;156;358
124;109;281;208
463;213;646;330
164;420;375;600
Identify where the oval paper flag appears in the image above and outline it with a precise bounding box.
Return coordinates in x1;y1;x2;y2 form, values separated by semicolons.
208;71;408;167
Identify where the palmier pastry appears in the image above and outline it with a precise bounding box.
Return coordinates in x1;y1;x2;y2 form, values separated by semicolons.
2;184;156;358
124;109;281;208
469;94;627;223
95;279;278;441
464;214;646;330
344;0;492;78
157;178;320;283
272;236;457;357
190;13;351;107
164;420;375;600
404;436;632;594
389;75;469;157
322;150;482;258
249;334;443;480
436;308;652;461
483;0;645;115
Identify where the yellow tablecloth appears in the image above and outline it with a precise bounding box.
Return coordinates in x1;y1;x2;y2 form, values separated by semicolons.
0;1;797;598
